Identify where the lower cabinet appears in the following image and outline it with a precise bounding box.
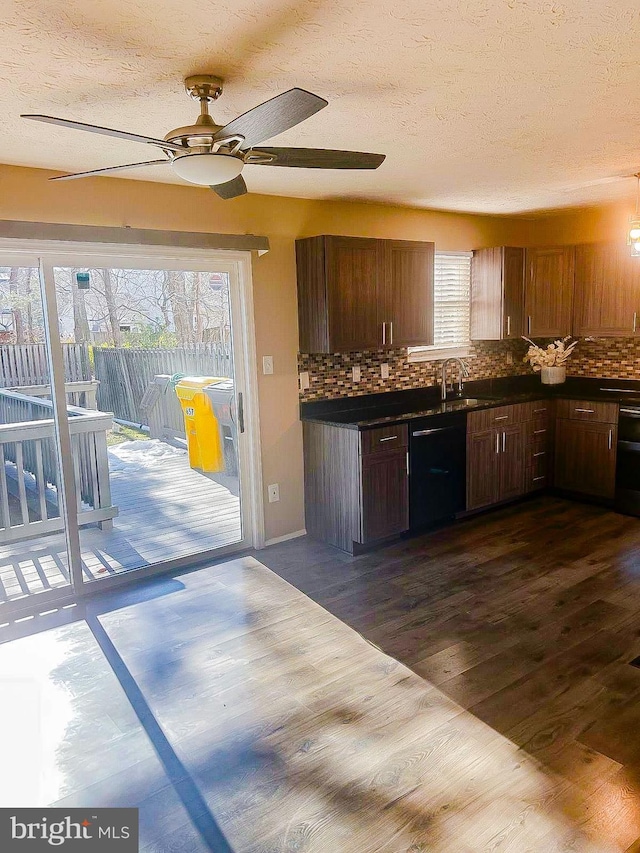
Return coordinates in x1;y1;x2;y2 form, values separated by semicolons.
361;449;409;542
467;429;499;509
303;420;408;554
554;410;617;498
304;396;618;554
466;401;553;510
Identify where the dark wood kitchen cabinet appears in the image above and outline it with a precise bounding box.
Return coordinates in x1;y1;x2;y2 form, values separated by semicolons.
466;401;553;510
470;246;525;340
361;449;409;542
466;404;528;510
303;421;408;553
296;235;434;353
573;241;640;337
524;246;575;337
554;399;618;498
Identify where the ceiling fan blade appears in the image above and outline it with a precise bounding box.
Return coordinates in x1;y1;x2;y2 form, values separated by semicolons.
248;147;385;169
50;159;169;182
211;174;248;199
21;115;186;153
214;89;328;150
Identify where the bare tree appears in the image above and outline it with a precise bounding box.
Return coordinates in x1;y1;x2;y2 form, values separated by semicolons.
71;280;90;342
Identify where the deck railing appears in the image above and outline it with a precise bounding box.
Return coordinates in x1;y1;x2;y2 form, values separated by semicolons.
0;389;118;544
10;380;100;410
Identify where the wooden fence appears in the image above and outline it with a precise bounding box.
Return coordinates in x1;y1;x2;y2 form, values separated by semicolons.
0;343;91;388
94;344;232;425
0;389;117;543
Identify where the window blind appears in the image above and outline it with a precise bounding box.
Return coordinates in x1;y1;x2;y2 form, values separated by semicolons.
432;252;472;348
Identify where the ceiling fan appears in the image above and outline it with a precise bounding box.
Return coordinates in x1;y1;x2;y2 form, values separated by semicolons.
21;75;385;199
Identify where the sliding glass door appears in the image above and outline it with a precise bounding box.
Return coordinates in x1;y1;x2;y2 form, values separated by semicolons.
0;258;73;612
0;246;254;614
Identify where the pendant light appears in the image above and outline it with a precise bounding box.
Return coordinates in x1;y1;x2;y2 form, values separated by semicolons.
628;173;640;257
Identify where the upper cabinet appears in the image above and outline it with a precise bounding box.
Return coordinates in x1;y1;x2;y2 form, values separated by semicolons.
382;240;435;348
296;235;434;353
470;246;524;341
573;242;640;337
524;246;575;338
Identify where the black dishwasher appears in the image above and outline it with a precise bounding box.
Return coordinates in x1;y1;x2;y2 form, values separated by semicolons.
409;411;467;531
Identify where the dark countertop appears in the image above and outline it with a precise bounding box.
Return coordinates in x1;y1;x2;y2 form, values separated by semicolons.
300;375;640;430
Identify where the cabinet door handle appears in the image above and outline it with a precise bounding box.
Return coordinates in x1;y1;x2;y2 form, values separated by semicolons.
502;431;506;452
495;415;509;421
406;451;410;476
609;429;613;450
238;392;245;434
379;435;398;442
527;315;532;335
533;428;547;434
574;408;595;413
506;315;511;337
634;312;637;333
533;451;546;457
382;322;386;345
389;322;393;345
533;475;546;482
534;407;547;413
496;433;500;454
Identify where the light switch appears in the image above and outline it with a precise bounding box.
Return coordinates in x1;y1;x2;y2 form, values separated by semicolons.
299;371;310;391
381;362;389;379
262;355;274;375
352;365;361;382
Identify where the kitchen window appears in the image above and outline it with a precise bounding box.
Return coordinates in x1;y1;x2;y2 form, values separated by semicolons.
408;251;472;362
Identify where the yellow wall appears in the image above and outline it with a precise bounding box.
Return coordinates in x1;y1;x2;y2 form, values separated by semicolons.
0;163;534;541
531;201;634;246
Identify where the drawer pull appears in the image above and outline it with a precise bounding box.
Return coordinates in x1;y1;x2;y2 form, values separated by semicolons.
379;435;398;442
533;476;546;482
533;407;547;413
494;415;509;421
533;451;546;457
574;408;595;413
533;429;546;434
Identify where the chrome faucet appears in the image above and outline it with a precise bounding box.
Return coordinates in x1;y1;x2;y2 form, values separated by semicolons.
440;357;470;400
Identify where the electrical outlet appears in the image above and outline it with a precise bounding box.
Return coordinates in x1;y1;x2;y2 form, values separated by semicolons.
262;355;274;375
381;362;389;379
352;365;361;382
267;483;280;503
299;371;310;391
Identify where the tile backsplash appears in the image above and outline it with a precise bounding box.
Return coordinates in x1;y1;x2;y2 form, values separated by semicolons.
298;337;640;401
569;337;640;379
298;340;529;401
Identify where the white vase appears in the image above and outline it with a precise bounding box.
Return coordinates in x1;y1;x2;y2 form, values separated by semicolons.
540;365;566;385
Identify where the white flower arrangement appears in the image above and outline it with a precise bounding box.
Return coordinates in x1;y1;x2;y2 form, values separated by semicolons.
522;336;578;372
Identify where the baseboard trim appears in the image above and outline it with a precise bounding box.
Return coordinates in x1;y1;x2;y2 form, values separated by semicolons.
263;529;307;547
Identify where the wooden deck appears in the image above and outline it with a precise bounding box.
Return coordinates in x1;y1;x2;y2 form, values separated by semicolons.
0;443;241;604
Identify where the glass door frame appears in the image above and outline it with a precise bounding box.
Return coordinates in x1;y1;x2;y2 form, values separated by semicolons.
0;240;263;612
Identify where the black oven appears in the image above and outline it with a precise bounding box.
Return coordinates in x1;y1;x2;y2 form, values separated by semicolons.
615;405;640;516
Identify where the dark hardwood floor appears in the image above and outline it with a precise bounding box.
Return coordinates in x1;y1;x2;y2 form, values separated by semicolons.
259;495;640;851
1;494;639;850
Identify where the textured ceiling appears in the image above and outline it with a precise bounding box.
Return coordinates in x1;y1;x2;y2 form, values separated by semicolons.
2;0;640;214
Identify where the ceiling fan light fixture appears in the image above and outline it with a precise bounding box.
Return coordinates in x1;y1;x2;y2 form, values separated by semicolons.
171;153;243;186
